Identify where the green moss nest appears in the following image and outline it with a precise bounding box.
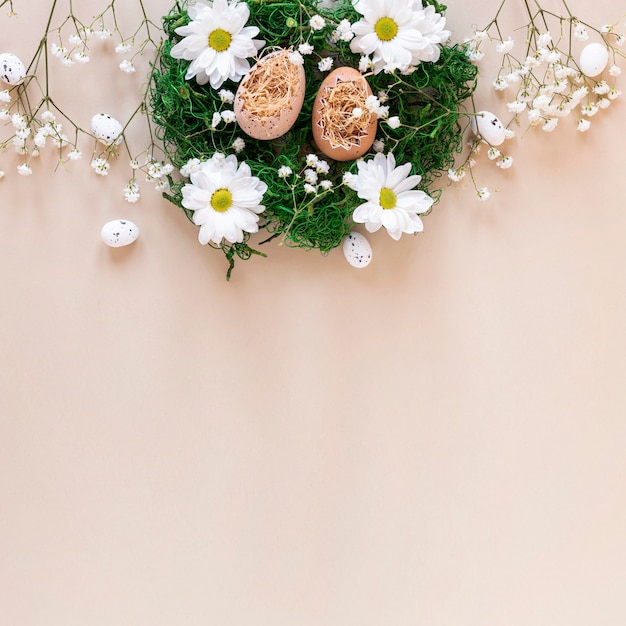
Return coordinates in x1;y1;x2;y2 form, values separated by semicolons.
149;0;477;277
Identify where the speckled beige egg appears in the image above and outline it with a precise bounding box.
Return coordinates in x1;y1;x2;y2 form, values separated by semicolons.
312;67;377;162
234;50;305;140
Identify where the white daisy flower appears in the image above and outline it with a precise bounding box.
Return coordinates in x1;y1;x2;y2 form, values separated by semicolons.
181;153;267;245
350;0;449;74
346;152;433;240
170;0;265;89
277;165;292;178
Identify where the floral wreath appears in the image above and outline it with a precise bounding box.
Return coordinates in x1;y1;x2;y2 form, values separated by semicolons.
150;0;477;277
1;0;623;275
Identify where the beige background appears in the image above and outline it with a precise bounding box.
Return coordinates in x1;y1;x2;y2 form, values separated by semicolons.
2;1;626;624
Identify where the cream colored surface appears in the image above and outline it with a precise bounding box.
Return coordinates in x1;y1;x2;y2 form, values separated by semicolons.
1;1;626;624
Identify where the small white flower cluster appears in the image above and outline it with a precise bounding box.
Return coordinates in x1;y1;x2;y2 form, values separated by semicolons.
456;7;625;201
0;3;166;201
329;19;355;44
118;157;174;201
45;3;157;77
465;11;624;135
448;130;515;201
0;106;80;176
208;107;236;130
278;154;333;195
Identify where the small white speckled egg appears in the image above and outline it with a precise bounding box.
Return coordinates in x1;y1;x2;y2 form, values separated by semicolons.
342;231;372;268
0;52;26;85
579;43;609;77
471;111;506;146
91;113;123;146
101;219;139;247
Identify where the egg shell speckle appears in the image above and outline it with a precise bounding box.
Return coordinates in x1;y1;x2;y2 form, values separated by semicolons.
91;114;124;146
312;67;377;162
579;43;609;77
342;231;372;268
101;219;139;247
234;50;306;140
0;52;26;85
471;111;505;146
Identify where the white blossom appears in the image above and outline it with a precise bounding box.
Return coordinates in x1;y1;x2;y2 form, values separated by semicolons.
309;15;326;31
541;117;558;132
304;168;318;184
91;158;110;176
180;158;202;177
496;37;515;54
119;60;136;73
315;160;330;174
573;23;588;41
476;187;490;201
287;51;304;66
124;180;141;203
507;100;527;113
318;57;333;72
219;89;235;103
387;116;400;129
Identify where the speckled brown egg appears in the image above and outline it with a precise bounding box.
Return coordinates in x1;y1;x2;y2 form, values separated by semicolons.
234;50;306;141
312;67;377;161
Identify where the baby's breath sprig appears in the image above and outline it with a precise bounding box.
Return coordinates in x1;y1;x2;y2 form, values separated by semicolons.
453;0;625;200
0;0;170;201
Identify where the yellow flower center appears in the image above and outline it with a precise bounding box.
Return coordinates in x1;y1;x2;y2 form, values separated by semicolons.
208;28;232;52
379;187;397;209
211;188;233;212
375;17;398;42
